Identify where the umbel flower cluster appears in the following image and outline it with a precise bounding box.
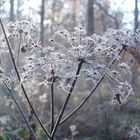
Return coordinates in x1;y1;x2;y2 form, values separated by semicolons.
1;22;135;104
0;20;35;55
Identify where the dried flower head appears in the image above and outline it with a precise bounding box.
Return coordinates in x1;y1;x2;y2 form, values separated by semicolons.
6;20;35;38
4;25;135;103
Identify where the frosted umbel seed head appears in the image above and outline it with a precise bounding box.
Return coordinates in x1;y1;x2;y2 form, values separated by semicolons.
2;24;137;104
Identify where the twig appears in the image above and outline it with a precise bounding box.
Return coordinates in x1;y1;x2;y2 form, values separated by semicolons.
3;81;37;140
0;19;51;139
51;60;83;137
17;34;22;66
50;78;54;133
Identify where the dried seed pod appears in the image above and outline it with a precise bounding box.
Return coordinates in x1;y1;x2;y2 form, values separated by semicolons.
113;93;122;104
21;46;26;53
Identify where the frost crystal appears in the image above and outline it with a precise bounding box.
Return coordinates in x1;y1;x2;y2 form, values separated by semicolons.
2;24;136;103
6;20;35;38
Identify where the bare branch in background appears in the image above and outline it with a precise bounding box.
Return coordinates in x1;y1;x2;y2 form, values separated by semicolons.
87;0;94;35
40;0;45;46
134;0;139;31
95;0;120;29
9;0;15;21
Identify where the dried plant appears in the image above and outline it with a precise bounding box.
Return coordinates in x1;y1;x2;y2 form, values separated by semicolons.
0;12;139;139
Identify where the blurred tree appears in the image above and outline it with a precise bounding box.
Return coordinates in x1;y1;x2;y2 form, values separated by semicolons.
50;0;56;33
95;0;111;33
134;0;139;31
9;0;15;21
16;0;22;20
95;0;122;30
87;0;94;35
72;0;77;28
40;0;45;46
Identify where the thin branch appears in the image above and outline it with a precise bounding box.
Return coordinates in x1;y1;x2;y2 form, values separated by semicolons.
134;0;139;31
95;0;116;20
0;19;51;139
59;45;126;125
50;80;54;133
3;81;37;140
17;34;22;66
95;0;120;29
51;60;83;137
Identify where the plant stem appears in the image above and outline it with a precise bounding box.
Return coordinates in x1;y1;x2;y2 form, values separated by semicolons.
51;60;83;137
59;45;126;125
0;19;51;139
3;81;37;140
17;34;22;66
50;81;54;133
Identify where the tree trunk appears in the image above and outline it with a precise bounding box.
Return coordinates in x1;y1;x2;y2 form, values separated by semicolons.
51;0;56;33
101;12;106;32
87;0;94;35
114;18;119;29
9;0;15;21
16;0;22;20
72;0;77;28
40;0;45;46
134;0;139;31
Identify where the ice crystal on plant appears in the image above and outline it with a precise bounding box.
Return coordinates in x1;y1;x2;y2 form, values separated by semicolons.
118;62;131;74
39;93;48;103
0;21;37;55
70;124;79;136
130;124;140;139
82;68;102;84
6;20;35;38
0;36;8;54
4;77;13;90
2;24;136;103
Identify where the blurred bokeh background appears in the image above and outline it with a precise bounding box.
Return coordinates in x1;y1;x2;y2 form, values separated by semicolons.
0;0;140;139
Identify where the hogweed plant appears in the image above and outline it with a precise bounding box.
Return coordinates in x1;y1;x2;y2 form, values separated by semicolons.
0;5;139;140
